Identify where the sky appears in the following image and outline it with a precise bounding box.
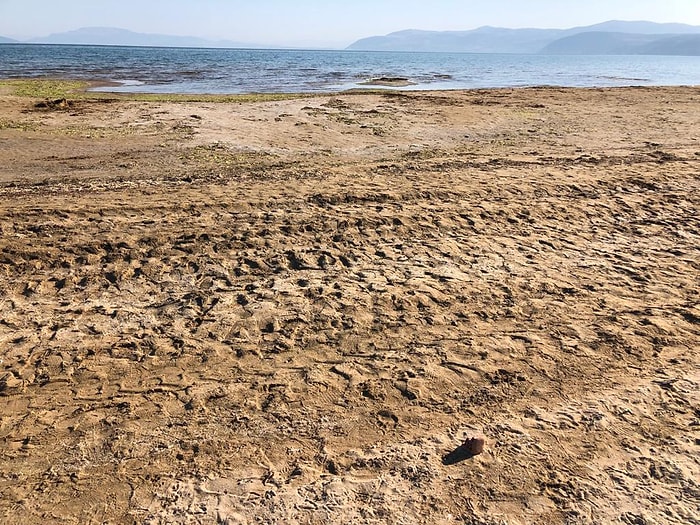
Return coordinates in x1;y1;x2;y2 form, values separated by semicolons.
1;0;699;48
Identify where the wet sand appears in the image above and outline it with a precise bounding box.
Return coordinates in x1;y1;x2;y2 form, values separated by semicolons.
0;86;699;524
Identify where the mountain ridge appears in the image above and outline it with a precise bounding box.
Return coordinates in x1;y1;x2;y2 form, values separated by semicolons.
347;20;700;55
3;21;700;54
22;27;264;49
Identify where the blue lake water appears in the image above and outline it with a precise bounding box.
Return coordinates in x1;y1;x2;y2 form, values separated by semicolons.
1;43;699;94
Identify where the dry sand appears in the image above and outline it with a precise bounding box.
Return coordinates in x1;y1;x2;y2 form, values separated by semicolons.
0;86;698;524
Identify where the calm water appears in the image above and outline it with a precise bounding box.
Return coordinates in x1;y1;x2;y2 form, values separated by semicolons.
1;43;699;94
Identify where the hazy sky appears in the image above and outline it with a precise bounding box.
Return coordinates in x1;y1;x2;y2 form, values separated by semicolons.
2;0;699;47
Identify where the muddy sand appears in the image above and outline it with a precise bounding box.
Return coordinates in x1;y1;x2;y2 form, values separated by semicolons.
0;86;698;524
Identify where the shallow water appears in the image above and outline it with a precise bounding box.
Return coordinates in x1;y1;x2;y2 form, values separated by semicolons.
1;43;699;93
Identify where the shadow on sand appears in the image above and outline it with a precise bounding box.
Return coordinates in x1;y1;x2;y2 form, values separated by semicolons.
442;445;479;466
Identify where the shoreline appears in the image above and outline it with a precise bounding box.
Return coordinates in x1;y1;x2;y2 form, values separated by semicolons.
1;76;696;103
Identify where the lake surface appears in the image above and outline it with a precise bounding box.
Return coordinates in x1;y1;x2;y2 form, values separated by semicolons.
1;43;699;94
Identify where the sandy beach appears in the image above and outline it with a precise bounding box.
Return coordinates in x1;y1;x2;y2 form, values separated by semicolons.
0;85;698;524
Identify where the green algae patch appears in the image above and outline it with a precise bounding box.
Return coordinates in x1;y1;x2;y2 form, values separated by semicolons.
0;79;91;99
0;78;325;103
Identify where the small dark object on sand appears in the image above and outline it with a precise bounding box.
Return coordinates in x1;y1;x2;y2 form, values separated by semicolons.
462;436;485;456
442;435;486;465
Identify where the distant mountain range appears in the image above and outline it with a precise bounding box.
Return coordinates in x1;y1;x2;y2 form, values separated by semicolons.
1;27;262;49
347;20;700;55
1;21;700;54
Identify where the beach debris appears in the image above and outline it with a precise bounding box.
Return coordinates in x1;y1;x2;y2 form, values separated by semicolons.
34;98;71;110
462;435;486;456
442;435;486;465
